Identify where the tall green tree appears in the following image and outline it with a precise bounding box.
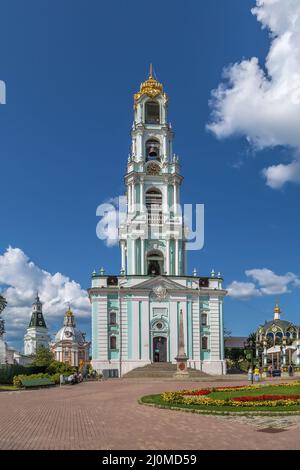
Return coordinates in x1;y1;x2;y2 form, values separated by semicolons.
31;346;54;367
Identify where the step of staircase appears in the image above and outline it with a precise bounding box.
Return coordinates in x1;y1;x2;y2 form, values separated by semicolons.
123;362;209;378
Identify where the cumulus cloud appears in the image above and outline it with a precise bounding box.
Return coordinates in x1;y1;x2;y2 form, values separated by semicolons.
227;281;262;299
0;247;90;348
227;267;300;298
207;0;300;189
96;196;126;247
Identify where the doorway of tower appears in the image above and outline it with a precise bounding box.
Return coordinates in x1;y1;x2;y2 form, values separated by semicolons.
153;336;167;362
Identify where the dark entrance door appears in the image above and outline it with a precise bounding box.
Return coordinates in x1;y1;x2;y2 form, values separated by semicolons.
153;336;167;362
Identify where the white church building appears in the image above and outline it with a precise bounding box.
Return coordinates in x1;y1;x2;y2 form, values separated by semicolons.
89;68;227;377
24;294;51;356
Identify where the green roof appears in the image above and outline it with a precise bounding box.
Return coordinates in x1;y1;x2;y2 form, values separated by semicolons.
29;311;47;328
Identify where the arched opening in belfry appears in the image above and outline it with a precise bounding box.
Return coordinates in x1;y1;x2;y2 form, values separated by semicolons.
145;188;162;224
145;100;160;124
145;138;160;161
147;250;164;276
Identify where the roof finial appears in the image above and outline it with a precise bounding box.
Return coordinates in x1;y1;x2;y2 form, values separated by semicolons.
274;300;281;320
149;63;153;79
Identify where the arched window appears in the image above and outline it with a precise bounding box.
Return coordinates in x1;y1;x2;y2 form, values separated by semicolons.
146;139;160;161
146;188;162;224
147;250;164;276
201;314;207;326
201;336;208;350
109;312;117;326
110;336;117;350
145;100;160;124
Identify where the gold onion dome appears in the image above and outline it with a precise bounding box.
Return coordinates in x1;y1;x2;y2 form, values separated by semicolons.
66;306;73;317
134;64;168;106
274;303;281;315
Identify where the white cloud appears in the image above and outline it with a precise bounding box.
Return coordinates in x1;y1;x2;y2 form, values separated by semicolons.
227;281;262;299
227;267;300;298
96;196;126;247
246;268;299;294
0;247;90;348
207;0;300;189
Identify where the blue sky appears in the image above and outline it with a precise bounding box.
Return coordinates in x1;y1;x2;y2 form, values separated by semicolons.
1;0;300;350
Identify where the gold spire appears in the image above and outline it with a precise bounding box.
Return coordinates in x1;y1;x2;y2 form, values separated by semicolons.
134;65;168;107
149;63;153;78
66;304;73;317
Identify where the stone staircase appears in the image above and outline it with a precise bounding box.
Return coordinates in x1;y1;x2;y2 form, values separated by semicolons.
123;362;209;378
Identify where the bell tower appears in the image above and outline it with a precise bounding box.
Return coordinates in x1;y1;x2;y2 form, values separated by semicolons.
119;66;186;276
24;294;51;355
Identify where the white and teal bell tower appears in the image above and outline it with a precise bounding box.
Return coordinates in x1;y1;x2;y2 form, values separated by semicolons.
89;67;227;377
119;65;186;277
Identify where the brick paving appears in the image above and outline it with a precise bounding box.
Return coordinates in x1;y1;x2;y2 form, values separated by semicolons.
0;378;300;450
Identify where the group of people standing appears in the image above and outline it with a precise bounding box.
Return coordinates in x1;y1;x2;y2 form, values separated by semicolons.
248;364;295;381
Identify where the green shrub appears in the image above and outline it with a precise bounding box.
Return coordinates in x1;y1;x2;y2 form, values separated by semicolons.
46;361;76;375
13;372;62;387
50;373;60;384
0;364;47;384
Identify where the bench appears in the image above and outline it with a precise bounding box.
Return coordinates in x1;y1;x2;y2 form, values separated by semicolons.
21;378;55;389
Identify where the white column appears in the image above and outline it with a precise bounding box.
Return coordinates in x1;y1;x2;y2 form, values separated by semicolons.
174;182;177;215
163;135;167;159
175;239;179;275
131;183;135;212
141;238;145;275
282;346;287;366
128;185;131;212
132;238;136;275
166;239;170;275
121;242;126;273
263;347;268;366
140;179;144;212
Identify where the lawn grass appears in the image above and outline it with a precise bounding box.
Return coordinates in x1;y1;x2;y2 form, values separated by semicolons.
140;384;300;415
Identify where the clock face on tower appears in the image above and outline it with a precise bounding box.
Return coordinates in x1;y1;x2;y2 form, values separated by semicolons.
65;330;73;338
146;162;160;175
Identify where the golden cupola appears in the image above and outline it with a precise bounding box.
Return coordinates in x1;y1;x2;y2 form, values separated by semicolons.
134;64;168;106
273;302;281;320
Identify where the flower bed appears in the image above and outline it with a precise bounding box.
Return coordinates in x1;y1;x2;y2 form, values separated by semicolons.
160;382;300;409
182;389;210;396
233;395;300;402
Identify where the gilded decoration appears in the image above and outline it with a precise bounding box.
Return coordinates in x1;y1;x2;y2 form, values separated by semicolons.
134;65;168;107
146;161;160;175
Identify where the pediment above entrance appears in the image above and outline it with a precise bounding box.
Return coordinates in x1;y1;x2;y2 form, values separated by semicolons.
133;276;186;291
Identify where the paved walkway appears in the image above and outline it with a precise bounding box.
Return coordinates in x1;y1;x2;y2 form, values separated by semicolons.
1;378;300;450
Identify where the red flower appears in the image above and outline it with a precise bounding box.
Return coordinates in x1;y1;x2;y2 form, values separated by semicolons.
233;395;300;402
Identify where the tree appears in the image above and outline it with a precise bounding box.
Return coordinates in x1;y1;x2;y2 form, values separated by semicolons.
31;346;54;367
225;347;244;366
47;360;76;375
0;294;7;337
247;331;256;345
